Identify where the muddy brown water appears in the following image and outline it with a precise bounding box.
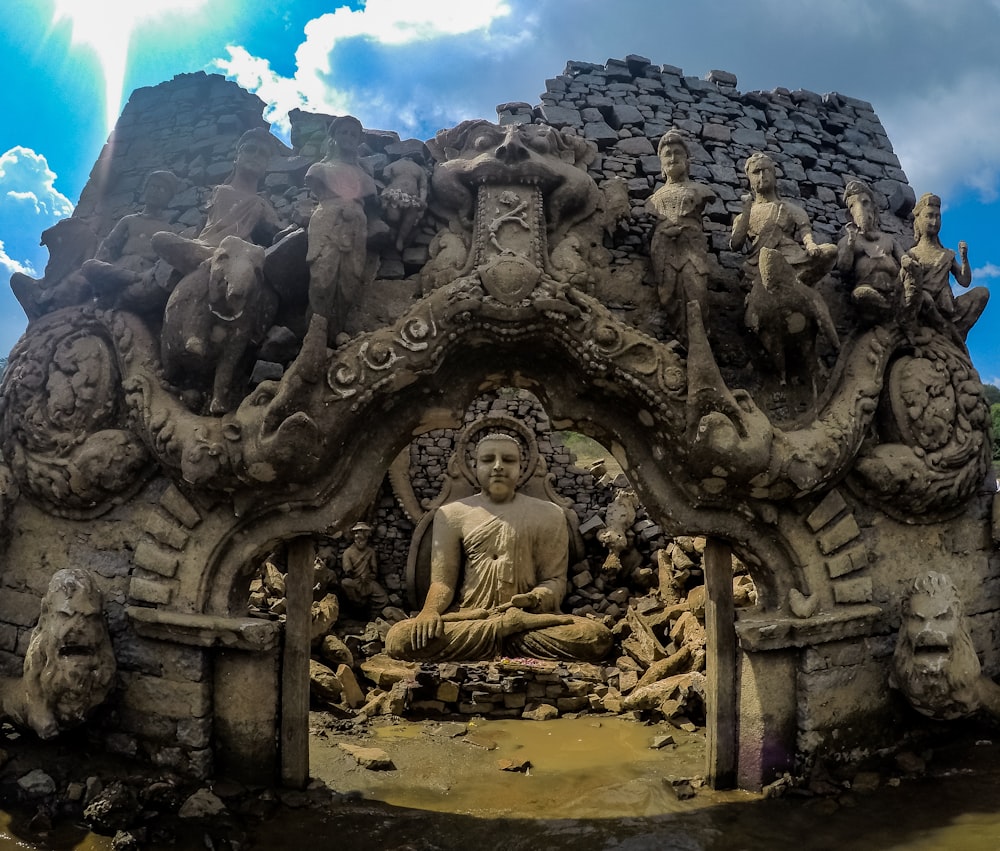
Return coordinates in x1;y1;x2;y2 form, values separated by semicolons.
4;716;1000;850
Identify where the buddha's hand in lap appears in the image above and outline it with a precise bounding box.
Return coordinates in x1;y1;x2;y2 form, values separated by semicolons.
413;611;443;648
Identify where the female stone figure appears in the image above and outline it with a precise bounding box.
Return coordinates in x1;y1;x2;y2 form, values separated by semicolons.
905;192;988;339
646;130;715;342
305;115;380;345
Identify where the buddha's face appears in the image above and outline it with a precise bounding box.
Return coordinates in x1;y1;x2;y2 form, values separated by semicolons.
475;438;521;503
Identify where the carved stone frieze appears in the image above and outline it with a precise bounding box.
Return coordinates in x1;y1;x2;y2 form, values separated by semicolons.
0;308;151;516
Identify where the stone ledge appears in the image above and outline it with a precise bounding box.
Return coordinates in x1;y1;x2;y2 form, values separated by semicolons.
128;607;281;652
736;604;882;652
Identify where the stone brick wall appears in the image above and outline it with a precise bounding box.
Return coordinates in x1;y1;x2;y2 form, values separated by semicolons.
506;55;913;256
75;71;275;243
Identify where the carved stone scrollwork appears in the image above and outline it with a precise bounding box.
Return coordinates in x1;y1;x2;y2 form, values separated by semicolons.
848;328;991;519
0;309;151;517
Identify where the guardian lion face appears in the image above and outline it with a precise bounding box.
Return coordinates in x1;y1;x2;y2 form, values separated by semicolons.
891;572;982;720
22;568;116;738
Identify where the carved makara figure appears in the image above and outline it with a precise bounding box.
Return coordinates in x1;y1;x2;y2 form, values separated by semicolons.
891;571;1000;720
731;152;837;288
836;179;907;322
386;433;612;662
646;129;715;342
0;568;116;739
81;169;179;314
904;192;989;340
306;115;385;345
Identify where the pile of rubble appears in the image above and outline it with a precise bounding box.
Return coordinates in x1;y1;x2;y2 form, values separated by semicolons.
249;532;756;729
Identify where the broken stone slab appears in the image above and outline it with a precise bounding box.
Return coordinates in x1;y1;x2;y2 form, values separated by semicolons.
498;757;532;772
337;664;367;709
663;777;697;800
464;732;498;750
309;660;343;704
360;654;419;688
338;743;395;771
178;788;226;818
424;721;468;739
522;703;559;721
635;645;693;690
319;634;354;668
650;734;675;749
669;611;706;650
623;671;706;713
621;606;669;668
17;768;56;796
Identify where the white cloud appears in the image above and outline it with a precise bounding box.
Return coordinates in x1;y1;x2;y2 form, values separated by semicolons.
0;147;74;278
0;240;35;278
0;147;74;219
213;0;521;138
974;262;1000;280
880;71;1000;202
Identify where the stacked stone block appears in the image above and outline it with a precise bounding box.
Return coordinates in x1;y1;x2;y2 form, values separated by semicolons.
503;56;914;262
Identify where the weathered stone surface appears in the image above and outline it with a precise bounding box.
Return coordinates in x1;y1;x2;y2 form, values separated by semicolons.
0;50;994;797
178;788;226;818
339;743;395;770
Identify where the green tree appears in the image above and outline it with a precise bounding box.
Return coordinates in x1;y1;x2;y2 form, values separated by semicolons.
984;383;1000;407
992;403;1000;462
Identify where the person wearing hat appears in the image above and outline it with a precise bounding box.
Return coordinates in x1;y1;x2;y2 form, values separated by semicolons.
341;521;388;610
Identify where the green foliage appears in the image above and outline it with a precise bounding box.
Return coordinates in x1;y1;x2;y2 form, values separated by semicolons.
984;383;1000;407
992;403;1000;462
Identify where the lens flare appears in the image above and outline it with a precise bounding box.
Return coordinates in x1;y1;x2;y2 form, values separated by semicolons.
53;0;207;131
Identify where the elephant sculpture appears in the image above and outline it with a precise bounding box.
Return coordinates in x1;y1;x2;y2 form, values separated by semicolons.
160;235;276;415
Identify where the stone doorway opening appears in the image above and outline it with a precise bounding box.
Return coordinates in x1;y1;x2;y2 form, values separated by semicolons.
242;389;758;792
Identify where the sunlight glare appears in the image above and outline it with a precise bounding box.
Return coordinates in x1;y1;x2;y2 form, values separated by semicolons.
53;0;207;132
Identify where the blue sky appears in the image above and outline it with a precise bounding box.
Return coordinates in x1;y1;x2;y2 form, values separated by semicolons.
2;0;1000;381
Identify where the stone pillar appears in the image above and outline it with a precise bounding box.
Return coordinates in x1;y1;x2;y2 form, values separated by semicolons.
736;647;798;790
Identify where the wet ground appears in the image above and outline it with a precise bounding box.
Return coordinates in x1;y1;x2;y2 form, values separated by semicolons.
4;715;1000;850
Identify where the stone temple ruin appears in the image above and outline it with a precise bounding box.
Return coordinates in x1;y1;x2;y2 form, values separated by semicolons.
0;53;997;796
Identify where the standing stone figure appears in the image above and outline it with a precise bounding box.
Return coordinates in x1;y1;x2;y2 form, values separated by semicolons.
82;169;179;313
836;179;906;320
341;521;388;610
731;151;837;288
646;130;715;342
380;152;428;253
386;434;612;662
904;192;989;339
305;115;380;344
